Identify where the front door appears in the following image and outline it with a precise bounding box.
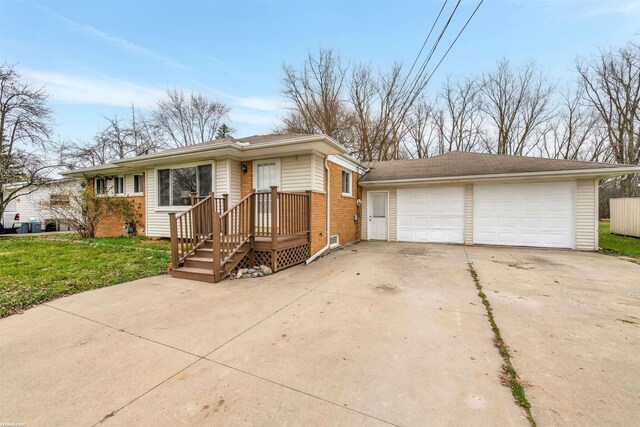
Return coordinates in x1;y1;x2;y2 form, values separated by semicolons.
368;192;388;240
254;160;280;229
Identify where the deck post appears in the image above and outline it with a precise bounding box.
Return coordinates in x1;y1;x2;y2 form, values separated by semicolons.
270;186;278;271
212;211;221;282
169;213;179;269
249;190;256;267
222;194;229;212
305;190;312;239
189;191;197;206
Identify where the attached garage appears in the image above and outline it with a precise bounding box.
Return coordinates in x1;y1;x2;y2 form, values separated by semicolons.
397;186;465;243
360;152;640;251
473;182;575;248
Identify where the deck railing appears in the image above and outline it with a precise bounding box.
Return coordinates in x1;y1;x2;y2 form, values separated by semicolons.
170;186;311;279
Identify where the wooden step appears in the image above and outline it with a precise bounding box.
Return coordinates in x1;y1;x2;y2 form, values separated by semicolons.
171;266;216;283
184;256;214;269
194;247;213;257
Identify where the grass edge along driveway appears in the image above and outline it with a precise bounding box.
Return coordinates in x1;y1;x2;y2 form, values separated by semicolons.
0;235;170;317
599;221;640;263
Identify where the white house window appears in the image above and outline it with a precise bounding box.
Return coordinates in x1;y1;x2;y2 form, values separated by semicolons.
133;175;144;193
95;177;106;195
341;170;352;196
158;164;212;207
114;176;124;195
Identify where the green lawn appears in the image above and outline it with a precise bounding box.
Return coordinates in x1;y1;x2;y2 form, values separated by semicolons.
599;222;640;262
0;235;170;317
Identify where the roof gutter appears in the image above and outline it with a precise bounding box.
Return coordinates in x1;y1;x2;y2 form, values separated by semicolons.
359;165;640;186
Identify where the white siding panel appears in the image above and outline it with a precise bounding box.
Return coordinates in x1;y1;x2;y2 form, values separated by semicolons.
145;168;171;238
281;154;311;191
576;179;598;250
229;159;242;206
216;159;229;194
312;154;325;192
464;184;473;245
610;197;640;238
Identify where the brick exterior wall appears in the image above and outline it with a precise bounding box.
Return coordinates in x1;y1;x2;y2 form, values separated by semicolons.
309;191;328;254
240;160;253;197
87;178;146;238
309;160;360;256
95;196;145;238
328;161;359;246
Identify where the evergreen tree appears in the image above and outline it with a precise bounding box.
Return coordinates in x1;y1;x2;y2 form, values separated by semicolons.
216;123;232;139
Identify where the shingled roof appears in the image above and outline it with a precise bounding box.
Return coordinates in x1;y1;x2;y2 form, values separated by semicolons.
359;151;633;182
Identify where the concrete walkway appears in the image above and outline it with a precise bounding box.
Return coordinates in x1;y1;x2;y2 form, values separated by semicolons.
1;242;637;425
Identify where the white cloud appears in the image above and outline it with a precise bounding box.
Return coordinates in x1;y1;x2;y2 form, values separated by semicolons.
43;7;186;70
229;111;278;127
579;0;640;18
197;84;282;112
22;69;164;108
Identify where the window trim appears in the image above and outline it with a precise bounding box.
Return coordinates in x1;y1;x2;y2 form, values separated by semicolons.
114;176;125;196
155;162;215;210
133;174;144;195
341;169;352;197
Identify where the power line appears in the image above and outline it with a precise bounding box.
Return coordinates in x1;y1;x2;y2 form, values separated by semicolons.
423;0;485;86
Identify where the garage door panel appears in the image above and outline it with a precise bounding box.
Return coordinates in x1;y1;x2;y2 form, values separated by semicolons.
397;186;465;244
473;182;574;248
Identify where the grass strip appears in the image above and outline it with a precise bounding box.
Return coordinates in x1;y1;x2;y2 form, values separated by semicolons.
468;263;536;427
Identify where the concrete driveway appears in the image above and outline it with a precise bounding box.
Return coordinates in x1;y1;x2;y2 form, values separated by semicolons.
1;242;638;426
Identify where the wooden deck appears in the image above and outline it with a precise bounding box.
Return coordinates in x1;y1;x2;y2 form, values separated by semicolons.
169;187;311;282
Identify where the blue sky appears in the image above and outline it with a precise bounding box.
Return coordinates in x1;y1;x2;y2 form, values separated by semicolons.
1;0;639;144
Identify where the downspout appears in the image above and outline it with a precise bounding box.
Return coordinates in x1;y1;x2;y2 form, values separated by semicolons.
305;155;331;264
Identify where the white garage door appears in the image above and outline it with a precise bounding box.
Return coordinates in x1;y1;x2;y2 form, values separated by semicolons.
473;182;575;248
397;186;465;243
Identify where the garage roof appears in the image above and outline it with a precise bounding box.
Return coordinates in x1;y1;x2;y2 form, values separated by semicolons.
360;151;640;183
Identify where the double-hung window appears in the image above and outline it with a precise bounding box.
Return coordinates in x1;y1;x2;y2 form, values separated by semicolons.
95;177;106;195
341;170;352;197
133;175;144;194
114;176;125;195
157;164;212;207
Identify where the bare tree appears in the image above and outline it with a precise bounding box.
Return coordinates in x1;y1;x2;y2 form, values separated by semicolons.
432;75;485;155
64;107;165;169
480;59;556;155
540;86;608;161
154;88;230;147
43;185;141;238
0;64;54;221
577;43;640;196
281;48;352;142
403;100;436;158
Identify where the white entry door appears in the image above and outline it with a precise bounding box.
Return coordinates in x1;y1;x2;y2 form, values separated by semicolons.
254;160;280;227
368;192;388;240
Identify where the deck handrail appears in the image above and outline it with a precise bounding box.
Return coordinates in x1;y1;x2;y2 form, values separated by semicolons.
170;187;311;278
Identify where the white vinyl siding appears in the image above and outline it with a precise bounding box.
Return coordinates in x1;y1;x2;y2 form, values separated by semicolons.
125;174;135;195
229;159;242;206
216;159;229;194
397;186;465;243
474;181;575;248
464;184;473;245
145;168;170;237
576;179;598;250
312;154;325;192
281;154;311;192
362;187;396;241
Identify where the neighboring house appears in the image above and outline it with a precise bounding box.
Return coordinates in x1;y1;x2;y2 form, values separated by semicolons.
63;134;640;282
1;179;81;232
